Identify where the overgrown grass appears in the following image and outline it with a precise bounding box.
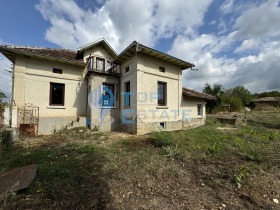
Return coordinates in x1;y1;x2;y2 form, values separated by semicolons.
1;120;280;209
247;111;280;126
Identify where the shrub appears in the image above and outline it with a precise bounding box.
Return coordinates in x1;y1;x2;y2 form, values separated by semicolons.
0;130;13;150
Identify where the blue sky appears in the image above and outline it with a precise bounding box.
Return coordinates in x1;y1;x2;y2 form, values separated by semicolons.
1;0;280;98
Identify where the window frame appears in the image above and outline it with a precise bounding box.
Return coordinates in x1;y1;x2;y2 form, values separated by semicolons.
96;57;105;71
157;81;167;106
124;81;131;107
102;83;115;107
49;82;65;106
86;56;94;70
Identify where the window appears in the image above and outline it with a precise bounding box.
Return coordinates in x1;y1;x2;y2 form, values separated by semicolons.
125;66;129;73
102;83;115;106
96;57;105;71
160;122;166;130
124;81;131;106
159;66;165;73
53;68;62;74
197;104;203;117
87;56;94;70
50;83;65;106
157;82;167;106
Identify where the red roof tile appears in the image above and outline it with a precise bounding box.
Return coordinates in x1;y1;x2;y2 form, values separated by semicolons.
182;88;216;100
0;45;85;65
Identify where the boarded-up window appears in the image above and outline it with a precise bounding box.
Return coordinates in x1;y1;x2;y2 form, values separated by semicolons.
50;83;65;106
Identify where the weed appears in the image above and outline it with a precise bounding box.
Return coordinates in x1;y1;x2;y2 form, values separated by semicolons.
245;146;263;163
205;141;222;156
234;165;248;189
162;144;180;161
92;125;100;132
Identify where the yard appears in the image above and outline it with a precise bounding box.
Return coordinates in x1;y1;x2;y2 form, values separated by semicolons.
1;118;280;209
247;111;280;127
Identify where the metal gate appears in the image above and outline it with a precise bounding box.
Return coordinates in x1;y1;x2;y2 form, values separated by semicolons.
17;104;39;136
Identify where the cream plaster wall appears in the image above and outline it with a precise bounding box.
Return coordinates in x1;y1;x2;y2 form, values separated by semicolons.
12;56;87;134
136;54;183;123
181;96;206;127
88;74;120;132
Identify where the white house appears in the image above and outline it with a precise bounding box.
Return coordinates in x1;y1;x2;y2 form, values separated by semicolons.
0;39;215;135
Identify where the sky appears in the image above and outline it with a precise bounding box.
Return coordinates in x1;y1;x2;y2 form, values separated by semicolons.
0;0;280;98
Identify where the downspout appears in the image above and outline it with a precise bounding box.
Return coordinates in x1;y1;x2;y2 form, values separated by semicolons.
10;62;15;127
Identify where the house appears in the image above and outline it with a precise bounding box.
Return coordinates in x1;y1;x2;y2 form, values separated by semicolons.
251;97;280;109
0;39;214;135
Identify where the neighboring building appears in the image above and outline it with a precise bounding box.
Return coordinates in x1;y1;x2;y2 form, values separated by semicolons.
252;97;280;109
0;39;214;135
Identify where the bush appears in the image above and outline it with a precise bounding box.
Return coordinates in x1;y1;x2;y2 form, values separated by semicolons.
0;130;13;150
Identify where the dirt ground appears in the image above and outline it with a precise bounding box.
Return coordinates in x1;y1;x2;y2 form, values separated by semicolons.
1;119;280;209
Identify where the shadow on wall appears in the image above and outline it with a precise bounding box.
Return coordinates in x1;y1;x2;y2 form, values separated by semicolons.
73;79;88;118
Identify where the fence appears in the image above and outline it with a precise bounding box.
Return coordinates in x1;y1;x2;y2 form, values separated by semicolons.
17;104;39;135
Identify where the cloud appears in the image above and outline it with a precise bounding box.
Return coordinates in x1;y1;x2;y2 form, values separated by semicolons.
36;0;213;52
170;31;280;93
34;0;280;94
219;0;236;14
235;0;280;39
234;39;258;53
36;0;120;50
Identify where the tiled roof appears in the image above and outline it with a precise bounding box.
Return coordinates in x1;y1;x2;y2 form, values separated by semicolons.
182;88;216;100
0;45;85;65
253;97;280;102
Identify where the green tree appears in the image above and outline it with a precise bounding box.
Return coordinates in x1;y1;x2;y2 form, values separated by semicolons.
224;86;252;105
221;95;243;112
253;91;280;98
203;83;224;113
203;83;224;97
0;90;7;110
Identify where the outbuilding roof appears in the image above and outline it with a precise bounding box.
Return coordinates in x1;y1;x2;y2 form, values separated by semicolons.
0;45;85;66
253;97;280;102
182;88;216;100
